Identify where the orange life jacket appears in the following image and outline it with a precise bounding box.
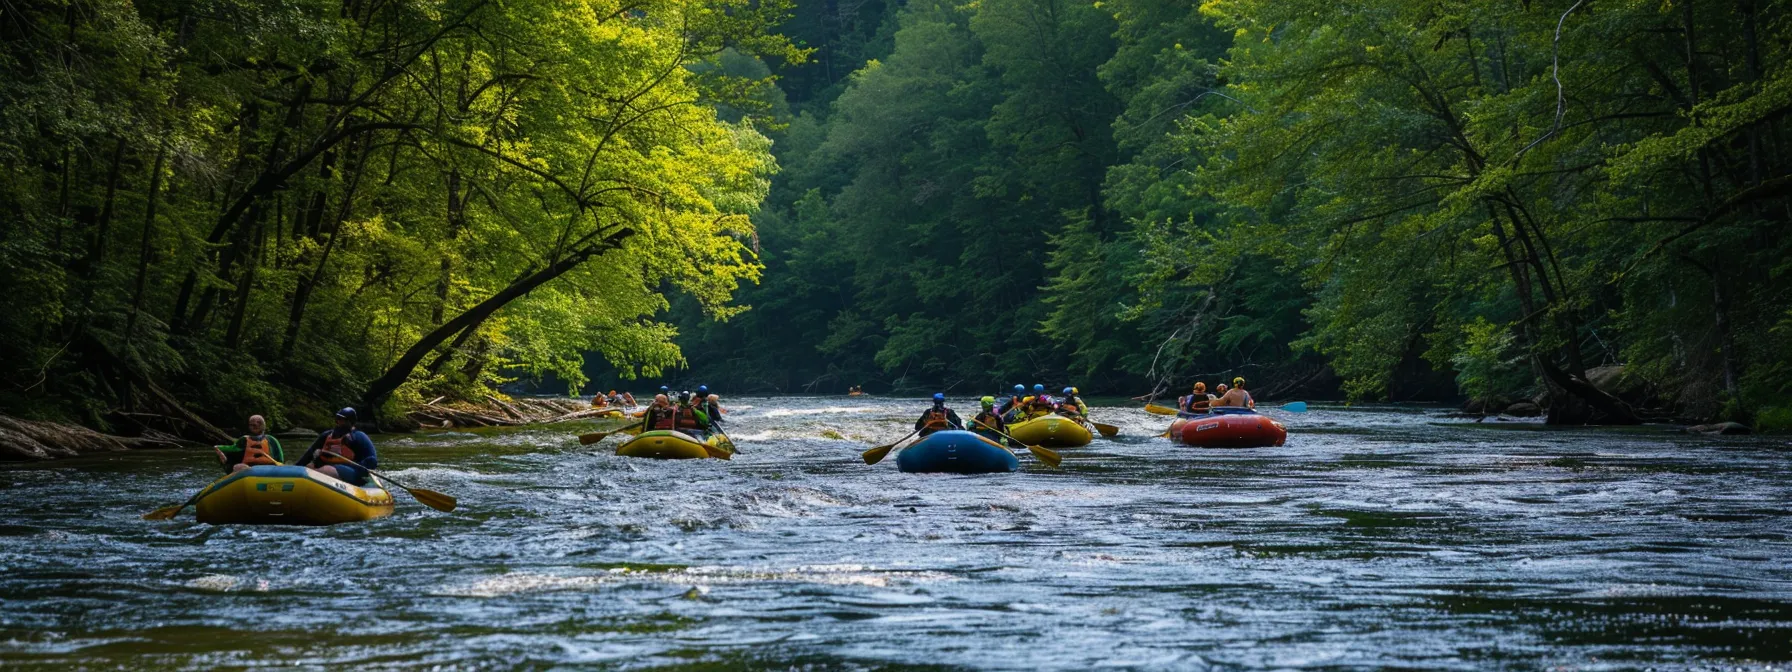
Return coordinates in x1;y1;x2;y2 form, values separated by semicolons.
242;435;279;466
921;407;953;430
321;431;359;463
648;406;676;430
675;406;702;429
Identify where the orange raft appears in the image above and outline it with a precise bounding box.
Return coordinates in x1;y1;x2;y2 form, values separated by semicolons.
1167;409;1287;448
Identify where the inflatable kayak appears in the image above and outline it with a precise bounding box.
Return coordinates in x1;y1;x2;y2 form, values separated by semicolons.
896;430;1019;474
1168;408;1287;448
1006;413;1094;448
616;429;729;459
192;465;395;526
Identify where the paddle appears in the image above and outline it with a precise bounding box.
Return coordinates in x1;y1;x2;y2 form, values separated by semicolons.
579;421;642;445
1282;401;1309;412
967;418;1062;469
145;447;284;520
1144;403;1180;416
143;487;208;520
318;453;457;513
1089;420;1119;438
862;428;922;465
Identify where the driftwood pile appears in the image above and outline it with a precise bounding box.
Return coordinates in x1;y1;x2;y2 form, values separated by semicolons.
0;415;186;461
406;396;624;429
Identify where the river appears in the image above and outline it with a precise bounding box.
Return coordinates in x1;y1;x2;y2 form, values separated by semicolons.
2;396;1789;669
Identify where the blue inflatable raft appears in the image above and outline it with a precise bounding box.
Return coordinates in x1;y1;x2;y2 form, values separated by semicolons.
896;430;1020;474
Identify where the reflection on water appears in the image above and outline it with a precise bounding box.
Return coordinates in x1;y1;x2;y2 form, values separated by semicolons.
2;396;1789;669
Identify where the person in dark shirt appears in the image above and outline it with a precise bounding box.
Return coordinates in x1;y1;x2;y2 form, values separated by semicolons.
914;393;964;437
296;407;379;486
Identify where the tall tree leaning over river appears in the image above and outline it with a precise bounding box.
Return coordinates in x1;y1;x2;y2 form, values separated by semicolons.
0;0;798;432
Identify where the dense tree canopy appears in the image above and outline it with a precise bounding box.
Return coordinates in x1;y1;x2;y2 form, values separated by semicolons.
4;0;1789;431
1;0;796;432
660;0;1792;428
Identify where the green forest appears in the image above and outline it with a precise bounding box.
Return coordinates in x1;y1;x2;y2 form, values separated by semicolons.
4;0;1791;432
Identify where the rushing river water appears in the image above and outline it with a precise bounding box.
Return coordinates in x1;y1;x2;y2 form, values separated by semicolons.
2;396;1789;670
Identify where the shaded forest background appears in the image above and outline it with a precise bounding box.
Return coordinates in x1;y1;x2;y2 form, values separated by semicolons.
3;0;1790;434
632;0;1792;427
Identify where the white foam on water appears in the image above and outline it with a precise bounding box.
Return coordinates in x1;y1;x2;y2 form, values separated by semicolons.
764;406;877;418
444;564;955;597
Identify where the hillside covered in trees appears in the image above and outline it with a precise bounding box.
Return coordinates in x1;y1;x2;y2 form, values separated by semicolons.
660;0;1792;427
3;0;1790;432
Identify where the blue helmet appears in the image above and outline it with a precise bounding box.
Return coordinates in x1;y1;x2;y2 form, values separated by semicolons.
1062;387;1074;395
932;392;945;402
1033;384;1045;393
335;407;357;421
1012;384;1025;393
697;385;710;395
659;385;671;394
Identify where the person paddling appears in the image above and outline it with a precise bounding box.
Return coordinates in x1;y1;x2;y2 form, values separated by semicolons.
998;384;1026;419
914;393;964;437
636;393;674;429
1180;383;1213;414
970;396;1007;442
296;408;379;486
1213;377;1255;409
216;414;284;473
1059;387;1089;419
1024;384;1055;418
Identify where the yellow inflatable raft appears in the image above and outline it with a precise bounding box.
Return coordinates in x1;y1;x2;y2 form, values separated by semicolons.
616;429;731;460
1006;413;1094;448
193;465;395;525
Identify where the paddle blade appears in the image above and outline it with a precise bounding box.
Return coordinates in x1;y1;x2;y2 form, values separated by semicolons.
1159;430;1172;439
1144;404;1180;416
406;487;458;512
142;504;184;520
704;442;734;461
1091;421;1119;438
1027;445;1062;469
861;443;895;465
1281;401;1309;413
578;431;609;445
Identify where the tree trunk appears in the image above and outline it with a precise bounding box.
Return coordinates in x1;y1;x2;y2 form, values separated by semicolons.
126;146;167;341
359;229;634;417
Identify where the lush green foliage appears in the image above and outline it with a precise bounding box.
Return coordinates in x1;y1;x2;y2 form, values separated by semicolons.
0;0;796;430
665;0;1792;424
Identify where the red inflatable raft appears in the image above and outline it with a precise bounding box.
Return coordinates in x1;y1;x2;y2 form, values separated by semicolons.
1168;409;1287;448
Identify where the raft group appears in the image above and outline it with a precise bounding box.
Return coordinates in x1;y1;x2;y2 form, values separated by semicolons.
143;378;1293;526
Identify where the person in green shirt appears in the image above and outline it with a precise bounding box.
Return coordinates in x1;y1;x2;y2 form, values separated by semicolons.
215;414;284;473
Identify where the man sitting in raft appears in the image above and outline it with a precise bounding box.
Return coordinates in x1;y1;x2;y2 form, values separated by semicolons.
620;391;637;407
672;391;712;439
969;396;1007;442
1023;384;1056;418
915;393;964;437
1058;387;1089;419
696;385;724;429
636;393;673;429
296;407;379;485
1212;377;1256;409
217;414;283;473
1180;383;1213;414
997;384;1026;418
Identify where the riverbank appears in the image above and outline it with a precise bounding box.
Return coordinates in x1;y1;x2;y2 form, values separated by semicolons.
0;396;614;462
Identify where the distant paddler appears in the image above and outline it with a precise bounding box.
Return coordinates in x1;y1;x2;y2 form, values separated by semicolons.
1180;382;1213;414
969;396;1008;443
914;393;964;437
1214;377;1255;409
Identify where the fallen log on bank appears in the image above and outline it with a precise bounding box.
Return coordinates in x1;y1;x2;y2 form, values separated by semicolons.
0;415;186;461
